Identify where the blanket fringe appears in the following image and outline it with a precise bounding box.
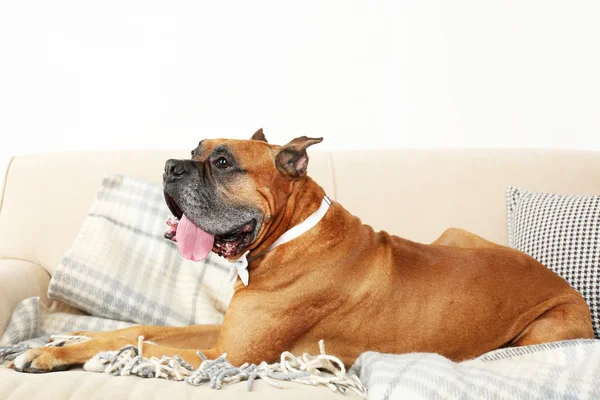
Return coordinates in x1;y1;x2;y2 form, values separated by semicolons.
0;345;30;363
81;336;366;397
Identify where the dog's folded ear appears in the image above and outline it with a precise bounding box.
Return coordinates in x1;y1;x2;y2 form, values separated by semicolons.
275;136;323;178
251;128;268;143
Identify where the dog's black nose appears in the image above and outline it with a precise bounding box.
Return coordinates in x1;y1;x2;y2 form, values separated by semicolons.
164;159;194;182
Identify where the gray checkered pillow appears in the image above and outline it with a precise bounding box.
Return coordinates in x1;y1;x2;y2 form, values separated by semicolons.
506;187;600;338
48;174;233;327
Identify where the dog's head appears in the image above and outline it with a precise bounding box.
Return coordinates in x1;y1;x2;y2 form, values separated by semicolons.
163;129;322;261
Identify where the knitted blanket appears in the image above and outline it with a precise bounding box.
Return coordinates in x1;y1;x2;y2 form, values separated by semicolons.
0;301;365;396
351;339;600;399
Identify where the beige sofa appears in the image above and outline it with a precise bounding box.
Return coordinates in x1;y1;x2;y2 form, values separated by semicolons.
1;148;600;399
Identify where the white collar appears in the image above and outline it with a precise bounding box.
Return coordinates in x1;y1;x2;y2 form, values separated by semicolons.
228;195;332;286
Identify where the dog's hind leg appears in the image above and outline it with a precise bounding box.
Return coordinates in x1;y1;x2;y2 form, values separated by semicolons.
432;227;506;249
510;300;594;347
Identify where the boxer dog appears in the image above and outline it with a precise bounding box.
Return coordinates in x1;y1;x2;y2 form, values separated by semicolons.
11;129;593;373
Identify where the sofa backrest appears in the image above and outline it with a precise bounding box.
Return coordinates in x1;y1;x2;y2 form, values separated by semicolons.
1;148;599;275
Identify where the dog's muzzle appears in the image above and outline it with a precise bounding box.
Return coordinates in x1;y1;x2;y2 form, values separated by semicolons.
163;159;196;184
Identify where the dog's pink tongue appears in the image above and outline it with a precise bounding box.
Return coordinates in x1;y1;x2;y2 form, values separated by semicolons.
175;214;214;261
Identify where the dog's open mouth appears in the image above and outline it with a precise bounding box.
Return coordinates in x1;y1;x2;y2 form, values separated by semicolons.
164;193;256;260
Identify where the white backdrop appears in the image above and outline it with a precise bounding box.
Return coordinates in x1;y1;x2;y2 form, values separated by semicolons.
1;0;600;183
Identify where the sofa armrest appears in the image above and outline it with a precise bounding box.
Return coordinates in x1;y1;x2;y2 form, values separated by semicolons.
0;259;51;338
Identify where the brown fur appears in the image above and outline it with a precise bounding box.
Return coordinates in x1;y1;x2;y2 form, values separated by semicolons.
11;137;594;373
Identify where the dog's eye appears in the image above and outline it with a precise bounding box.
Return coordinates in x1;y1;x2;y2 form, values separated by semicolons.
214;157;230;170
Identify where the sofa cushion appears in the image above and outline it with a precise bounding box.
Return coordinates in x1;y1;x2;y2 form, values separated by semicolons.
0;364;361;400
507;187;600;337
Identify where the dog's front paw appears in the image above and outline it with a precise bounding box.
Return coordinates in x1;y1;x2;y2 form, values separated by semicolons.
11;348;75;373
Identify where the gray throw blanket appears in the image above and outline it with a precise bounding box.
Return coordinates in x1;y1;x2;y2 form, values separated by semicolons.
351;339;600;399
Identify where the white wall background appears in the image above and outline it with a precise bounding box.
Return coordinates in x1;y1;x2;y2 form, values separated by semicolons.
1;0;600;180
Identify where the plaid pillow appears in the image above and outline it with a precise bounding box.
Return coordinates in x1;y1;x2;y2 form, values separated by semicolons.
48;174;233;327
506;187;600;338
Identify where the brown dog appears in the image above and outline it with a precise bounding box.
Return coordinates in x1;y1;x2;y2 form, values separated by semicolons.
11;129;594;373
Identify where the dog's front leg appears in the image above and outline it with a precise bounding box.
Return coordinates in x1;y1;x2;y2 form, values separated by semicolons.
10;336;219;373
11;337;135;373
62;324;221;350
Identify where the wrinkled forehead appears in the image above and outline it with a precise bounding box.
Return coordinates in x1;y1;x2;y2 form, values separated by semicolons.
191;138;275;163
192;138;225;157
